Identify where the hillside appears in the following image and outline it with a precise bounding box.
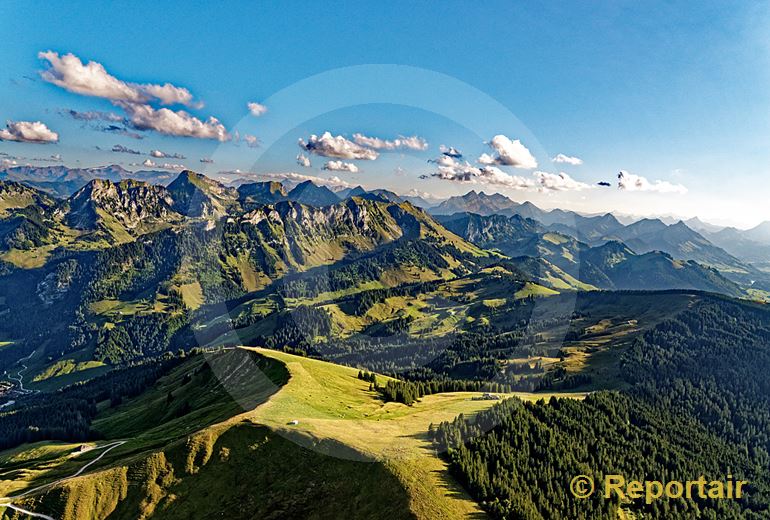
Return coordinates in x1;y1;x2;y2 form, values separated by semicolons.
1;347;571;520
0;181;55;217
440;212;743;296
167;171;240;218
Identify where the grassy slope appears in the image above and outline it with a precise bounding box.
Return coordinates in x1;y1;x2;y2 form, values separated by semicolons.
244;348;584;520
1;348;585;520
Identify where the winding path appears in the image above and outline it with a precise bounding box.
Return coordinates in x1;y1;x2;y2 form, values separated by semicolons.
0;440;126;519
6;350;38;396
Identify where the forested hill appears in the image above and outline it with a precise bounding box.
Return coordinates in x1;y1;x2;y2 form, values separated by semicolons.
433;296;770;519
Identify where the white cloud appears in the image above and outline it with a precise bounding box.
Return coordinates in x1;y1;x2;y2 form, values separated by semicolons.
150;149;186;159
135;158;186;170
233;171;356;189
478;134;537;169
40;51;231;141
404;188;438;200
617;170;687;194
0;120;59;143
242;134;260;148
429;154;458;168
534;171;591;191
39;51;196;106
247;102;268;117
552;153;583;166
298;132;379;160
352;133;428;151
428;154;534;189
323;160;359;173
1;158;18;168
296;153;311;168
117;102;229;141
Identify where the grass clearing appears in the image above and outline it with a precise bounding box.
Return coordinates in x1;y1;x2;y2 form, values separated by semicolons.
244;348;585;520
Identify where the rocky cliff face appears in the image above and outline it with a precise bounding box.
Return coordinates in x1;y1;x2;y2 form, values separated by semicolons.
65;179;181;233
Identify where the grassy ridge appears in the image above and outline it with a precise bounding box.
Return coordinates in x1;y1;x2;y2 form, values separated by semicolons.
1;347;586;520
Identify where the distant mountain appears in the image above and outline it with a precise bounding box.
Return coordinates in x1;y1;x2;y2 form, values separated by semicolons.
430;190;520;216
336;187;433;208
237;181;288;209
546;213;625;243
438;212;543;251
0;164;180;197
126;169;179;186
583;241;742;295
367;189;403;203
743;221;770;245
399;194;434;209
336;186;367;199
608;219;749;272
705;226;770;267
167;170;240;218
286;180;340;206
64;179;182;241
685;217;724;234
441;212;743;296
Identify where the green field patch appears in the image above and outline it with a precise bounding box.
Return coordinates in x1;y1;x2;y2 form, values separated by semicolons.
32;359;107;383
514;282;559;298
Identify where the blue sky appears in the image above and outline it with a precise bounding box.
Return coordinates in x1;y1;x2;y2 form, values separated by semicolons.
1;1;769;226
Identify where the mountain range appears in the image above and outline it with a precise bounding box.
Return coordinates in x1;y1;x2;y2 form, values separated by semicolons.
2;168;770;520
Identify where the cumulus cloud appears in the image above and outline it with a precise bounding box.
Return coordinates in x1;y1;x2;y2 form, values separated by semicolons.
552;153;583;166
242;134;260;148
231;171;355;189
617;170;687;194
0;120;59;143
323;160;359;173
298;132;379;160
352;133;428;151
247;102;267;117
117;102;229;141
42;52;229;141
296;153;311;168
1;158;18;168
428;154;458;168
135;158;186;170
427;154;534;189
534;171;591;191
200;157;214;164
150;149;186;159
39;51;197;106
112;144;141;155
439;145;463;158
405;188;435;199
477;134;537;169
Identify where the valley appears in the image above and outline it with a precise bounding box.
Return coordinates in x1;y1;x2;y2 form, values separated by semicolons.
1;168;770;519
